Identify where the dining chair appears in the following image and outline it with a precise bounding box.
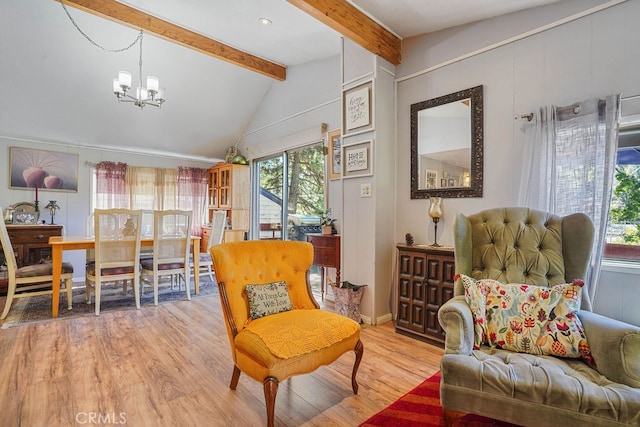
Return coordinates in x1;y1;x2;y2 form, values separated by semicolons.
191;209;226;281
85;209;143;316
140;210;193;305
0;208;74;320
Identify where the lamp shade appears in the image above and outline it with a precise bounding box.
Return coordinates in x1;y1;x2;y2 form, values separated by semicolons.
146;76;159;92
428;197;443;218
118;71;132;89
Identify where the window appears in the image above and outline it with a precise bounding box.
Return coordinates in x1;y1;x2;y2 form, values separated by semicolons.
253;143;326;241
90;163;207;236
605;125;640;261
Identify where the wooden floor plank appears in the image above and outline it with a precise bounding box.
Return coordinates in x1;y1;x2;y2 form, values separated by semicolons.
0;291;444;426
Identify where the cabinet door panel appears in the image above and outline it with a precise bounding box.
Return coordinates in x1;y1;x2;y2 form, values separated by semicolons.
425;309;440;335
410;305;425;332
411;279;425;303
395;246;455;346
398;277;411;300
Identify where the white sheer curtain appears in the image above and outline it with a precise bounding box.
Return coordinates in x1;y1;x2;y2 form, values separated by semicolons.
126;167;177;211
518;95;621;302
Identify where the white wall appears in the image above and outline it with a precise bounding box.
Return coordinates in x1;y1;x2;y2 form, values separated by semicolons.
395;0;640;325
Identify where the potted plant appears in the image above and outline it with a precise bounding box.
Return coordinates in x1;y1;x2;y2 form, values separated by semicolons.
318;208;336;235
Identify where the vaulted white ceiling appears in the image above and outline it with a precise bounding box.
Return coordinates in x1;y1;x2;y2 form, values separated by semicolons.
0;0;565;162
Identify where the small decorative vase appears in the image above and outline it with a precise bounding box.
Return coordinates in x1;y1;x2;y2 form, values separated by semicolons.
322;225;332;235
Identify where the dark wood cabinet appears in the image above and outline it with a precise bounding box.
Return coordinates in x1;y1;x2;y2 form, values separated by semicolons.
306;233;340;300
395;244;455;346
0;224;63;294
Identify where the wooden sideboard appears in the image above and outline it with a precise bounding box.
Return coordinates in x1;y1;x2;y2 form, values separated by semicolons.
307;233;340;301
0;224;63;294
395;244;455;346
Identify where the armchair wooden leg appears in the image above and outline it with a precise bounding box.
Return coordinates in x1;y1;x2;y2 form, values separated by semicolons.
229;365;241;390
263;376;278;427
351;339;364;394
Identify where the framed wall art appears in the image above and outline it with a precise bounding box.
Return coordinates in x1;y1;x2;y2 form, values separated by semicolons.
342;80;373;136
342;140;372;179
328;129;341;180
10;147;79;192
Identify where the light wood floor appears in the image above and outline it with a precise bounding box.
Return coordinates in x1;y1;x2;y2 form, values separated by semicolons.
0;291;443;427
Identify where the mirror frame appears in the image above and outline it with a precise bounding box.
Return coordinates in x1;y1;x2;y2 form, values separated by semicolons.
410;85;484;199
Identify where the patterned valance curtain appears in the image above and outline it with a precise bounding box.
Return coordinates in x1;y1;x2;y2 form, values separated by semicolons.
178;167;208;237
518;94;621;302
95;161;128;209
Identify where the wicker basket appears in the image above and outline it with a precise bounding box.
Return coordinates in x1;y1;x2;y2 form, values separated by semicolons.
329;280;366;323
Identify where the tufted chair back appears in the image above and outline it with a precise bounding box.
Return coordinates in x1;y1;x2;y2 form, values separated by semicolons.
453;207;595;311
210;240;318;351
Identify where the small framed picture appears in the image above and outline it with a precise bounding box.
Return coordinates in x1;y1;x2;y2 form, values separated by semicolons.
440;178;448;188
327;129;341;180
342;141;373;179
342;80;374;136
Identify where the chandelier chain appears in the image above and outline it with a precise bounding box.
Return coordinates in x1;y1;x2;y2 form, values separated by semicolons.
139;33;145;89
60;0;142;53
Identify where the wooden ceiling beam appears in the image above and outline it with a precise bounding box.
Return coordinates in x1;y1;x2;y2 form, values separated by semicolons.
287;0;401;65
56;0;286;81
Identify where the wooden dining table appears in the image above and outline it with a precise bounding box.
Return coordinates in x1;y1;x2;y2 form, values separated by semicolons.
49;235;201;318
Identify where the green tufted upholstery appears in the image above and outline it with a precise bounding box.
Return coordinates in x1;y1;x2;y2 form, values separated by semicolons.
438;207;640;426
453;207;594;310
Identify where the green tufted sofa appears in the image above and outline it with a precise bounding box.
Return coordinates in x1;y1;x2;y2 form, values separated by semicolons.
438;207;640;426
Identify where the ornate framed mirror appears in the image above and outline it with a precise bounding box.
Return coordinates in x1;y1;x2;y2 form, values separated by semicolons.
410;85;483;199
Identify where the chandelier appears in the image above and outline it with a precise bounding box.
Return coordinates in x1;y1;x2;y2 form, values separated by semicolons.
59;1;165;109
112;31;165;108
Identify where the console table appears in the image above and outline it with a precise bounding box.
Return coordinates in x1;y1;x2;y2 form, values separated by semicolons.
395;244;455;346
0;224;63;294
306;233;340;301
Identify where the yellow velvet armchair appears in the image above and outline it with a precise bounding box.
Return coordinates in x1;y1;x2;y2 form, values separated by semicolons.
210;240;363;427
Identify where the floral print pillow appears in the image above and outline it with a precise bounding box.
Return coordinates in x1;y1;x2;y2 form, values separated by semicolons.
458;274;493;349
457;274;595;366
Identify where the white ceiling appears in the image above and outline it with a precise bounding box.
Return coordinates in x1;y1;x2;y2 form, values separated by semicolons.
0;0;565;162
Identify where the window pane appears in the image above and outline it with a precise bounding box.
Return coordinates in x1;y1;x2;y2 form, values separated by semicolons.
256;155;284;240
606;127;640;260
287;144;325;241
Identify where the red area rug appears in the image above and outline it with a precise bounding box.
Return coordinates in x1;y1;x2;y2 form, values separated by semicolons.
360;371;519;426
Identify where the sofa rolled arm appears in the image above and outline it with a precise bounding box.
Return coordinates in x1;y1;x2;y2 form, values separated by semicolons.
578;310;640;388
438;296;475;355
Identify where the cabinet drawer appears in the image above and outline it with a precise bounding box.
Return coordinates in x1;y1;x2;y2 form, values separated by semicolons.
307;235;338;250
313;248;337;267
10;228;59;244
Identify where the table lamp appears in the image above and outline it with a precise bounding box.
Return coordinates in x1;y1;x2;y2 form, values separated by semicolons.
45;200;60;225
428;197;443;247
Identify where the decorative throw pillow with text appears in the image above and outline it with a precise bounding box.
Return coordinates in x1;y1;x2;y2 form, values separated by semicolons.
245;281;294;320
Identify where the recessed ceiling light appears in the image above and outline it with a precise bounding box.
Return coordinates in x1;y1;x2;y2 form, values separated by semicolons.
258;17;272;25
